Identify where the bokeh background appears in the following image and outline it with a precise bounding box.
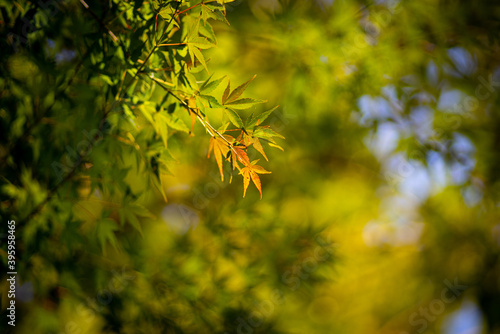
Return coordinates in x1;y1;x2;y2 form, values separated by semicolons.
2;0;500;333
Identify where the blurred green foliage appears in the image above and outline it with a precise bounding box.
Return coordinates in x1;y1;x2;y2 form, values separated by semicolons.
2;0;500;333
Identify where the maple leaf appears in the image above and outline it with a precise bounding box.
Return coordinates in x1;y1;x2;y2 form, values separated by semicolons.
231;146;250;168
251;137;268;161
208;135;231;181
236;131;268;161
233;131;250;149
239;161;271;198
187;97;198;136
222;78;231;104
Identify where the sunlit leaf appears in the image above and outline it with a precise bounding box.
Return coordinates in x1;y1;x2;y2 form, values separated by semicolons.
231;146;250;167
268;142;284;151
208;135;231;181
200;94;224;108
252;137;268;161
188;37;215;49
225;74;256;104
200;75;226;94
222;78;231;104
247;105;279;129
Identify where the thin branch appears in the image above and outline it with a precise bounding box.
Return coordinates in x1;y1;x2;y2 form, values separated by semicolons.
155;13;159;45
158;42;187;47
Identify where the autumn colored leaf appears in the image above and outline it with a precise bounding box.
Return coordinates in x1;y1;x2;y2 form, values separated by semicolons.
200;94;224;109
208;135;231;181
225;75;256;104
235;131;267;160
240;162;271;198
268;142;284;151
232;146;250;168
187;37;215;49
235;130;251;147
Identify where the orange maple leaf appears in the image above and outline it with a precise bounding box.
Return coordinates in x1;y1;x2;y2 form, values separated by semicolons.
239;162;271;198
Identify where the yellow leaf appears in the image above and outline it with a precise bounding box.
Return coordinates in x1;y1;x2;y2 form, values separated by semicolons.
232;146;250;168
208;136;231;181
222;79;230;104
250;171;262;198
242;168;250;197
